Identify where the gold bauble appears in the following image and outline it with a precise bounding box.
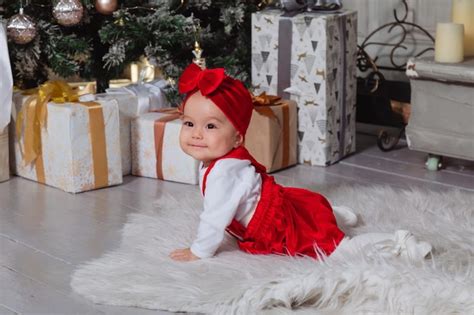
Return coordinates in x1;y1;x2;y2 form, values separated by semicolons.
7;8;37;44
53;0;84;27
95;0;118;15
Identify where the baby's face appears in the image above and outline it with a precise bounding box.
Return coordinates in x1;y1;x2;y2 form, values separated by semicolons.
180;91;243;166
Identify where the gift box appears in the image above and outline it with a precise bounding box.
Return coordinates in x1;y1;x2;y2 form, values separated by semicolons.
11;82;123;193
0;127;8;182
131;109;199;185
245;93;298;172
90;80;171;175
251;9;357;166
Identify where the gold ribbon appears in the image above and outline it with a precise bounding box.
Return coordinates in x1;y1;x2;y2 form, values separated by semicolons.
251;92;290;169
153;108;182;180
18;81;79;165
81;101;109;189
16;80;108;188
252;92;281;120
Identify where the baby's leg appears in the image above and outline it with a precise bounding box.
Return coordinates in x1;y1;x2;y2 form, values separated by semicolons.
332;230;432;264
332;205;358;227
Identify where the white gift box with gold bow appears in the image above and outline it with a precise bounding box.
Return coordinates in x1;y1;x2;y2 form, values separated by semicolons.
11;91;123;193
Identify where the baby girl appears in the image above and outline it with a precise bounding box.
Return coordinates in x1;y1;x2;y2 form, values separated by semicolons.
170;63;432;263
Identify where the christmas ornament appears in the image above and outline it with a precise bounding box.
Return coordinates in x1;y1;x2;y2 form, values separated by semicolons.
6;8;37;44
53;0;84;26
95;0;118;15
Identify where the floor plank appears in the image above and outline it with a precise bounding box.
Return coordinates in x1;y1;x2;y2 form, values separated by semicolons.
0;236;170;315
0;235;74;293
0;197;127;264
0;304;17;315
357;137;474;177
0;266;100;314
341;154;474;191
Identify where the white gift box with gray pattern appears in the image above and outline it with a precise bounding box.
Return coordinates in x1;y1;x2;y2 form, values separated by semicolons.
251;9;357;166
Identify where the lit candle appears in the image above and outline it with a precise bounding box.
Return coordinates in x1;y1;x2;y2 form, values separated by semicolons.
452;0;474;56
435;23;464;63
130;63;139;83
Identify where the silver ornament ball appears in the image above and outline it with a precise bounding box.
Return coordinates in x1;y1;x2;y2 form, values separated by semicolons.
7;8;37;44
95;0;118;15
53;0;84;26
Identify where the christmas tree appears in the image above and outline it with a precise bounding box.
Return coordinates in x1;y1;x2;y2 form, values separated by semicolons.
0;0;260;100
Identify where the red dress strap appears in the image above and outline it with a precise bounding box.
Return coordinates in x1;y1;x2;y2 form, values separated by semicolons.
201;146;266;196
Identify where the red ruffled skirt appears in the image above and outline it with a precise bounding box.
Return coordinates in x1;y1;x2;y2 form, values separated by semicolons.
227;176;345;258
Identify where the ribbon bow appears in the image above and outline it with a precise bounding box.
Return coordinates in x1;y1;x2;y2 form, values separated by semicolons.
252;92;283;120
16;80;97;165
178;63;226;96
281;0;342;12
252;92;281;107
106;79;170;115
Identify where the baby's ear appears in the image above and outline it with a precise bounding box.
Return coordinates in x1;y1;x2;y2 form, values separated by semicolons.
234;132;244;148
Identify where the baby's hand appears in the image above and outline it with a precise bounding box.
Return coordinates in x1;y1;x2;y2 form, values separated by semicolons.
170;248;200;262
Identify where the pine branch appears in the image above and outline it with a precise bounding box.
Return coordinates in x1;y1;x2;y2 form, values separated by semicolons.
39;21;92;78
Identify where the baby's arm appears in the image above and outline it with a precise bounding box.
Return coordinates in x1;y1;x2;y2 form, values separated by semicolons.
170;160;250;261
190;173;247;258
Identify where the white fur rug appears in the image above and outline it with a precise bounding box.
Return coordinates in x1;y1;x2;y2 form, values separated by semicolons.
71;185;474;314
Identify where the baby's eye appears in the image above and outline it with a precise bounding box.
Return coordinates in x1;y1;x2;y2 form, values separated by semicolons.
183;121;193;127
206;123;216;129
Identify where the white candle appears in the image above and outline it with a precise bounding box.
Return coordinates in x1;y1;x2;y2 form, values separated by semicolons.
452;0;474;56
130;63;139;83
435;23;464;63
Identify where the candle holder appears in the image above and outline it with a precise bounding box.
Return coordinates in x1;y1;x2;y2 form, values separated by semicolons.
191;22;206;69
192;41;206;69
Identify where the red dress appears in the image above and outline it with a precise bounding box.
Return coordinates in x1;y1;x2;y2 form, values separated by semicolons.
202;146;345;258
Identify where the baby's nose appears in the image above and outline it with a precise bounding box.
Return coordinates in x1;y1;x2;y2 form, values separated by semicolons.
192;129;203;139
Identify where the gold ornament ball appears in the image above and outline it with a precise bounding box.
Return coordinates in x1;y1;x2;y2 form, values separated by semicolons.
7;8;37;44
95;0;118;15
53;0;84;26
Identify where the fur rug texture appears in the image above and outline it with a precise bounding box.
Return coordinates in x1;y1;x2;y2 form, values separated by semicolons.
71;185;474;314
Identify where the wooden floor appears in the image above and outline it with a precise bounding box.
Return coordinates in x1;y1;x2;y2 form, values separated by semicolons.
1;133;473;314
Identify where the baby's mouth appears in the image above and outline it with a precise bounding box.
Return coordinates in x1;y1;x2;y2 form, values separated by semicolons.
189;143;207;148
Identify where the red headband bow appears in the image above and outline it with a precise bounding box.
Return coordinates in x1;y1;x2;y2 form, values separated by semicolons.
178;63;226;96
178;63;254;137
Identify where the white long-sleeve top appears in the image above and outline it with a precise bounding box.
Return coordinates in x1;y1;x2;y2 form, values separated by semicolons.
190;158;262;258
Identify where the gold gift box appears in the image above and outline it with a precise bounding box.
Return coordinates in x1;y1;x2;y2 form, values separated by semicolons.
245;94;298;173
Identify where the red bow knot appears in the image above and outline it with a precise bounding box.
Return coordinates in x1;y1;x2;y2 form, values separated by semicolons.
178;63;226;96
